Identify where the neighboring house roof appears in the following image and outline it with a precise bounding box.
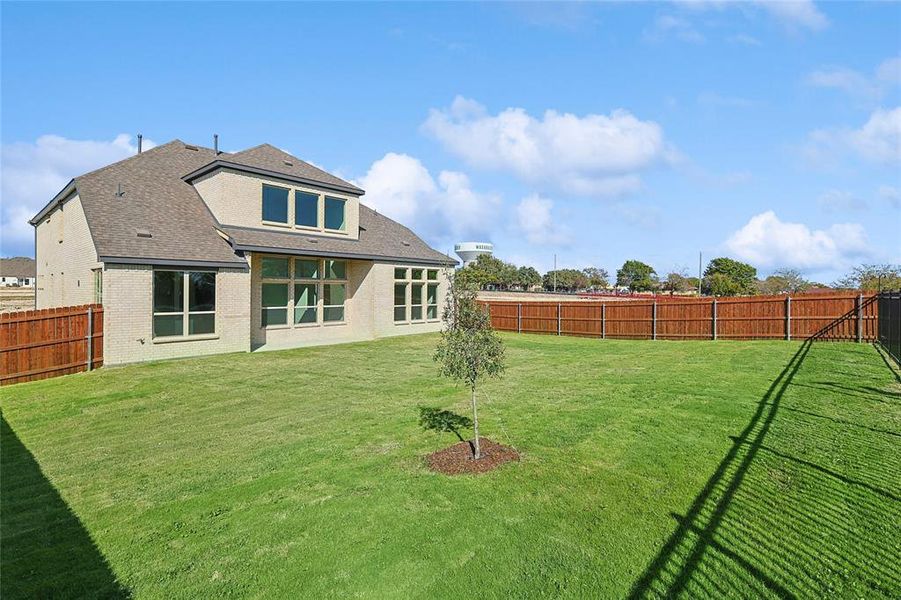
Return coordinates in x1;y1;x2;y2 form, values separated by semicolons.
220;205;455;266
0;257;36;278
29;139;452;268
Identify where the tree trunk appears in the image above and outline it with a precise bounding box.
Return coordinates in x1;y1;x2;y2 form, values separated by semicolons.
470;386;481;459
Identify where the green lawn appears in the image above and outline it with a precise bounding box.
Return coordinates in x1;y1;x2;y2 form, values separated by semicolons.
2;334;899;599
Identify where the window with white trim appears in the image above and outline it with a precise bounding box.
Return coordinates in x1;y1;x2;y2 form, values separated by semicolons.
260;256;348;327
152;270;216;338
394;267;440;323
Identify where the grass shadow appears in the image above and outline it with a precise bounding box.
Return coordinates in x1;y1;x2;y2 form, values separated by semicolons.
1;414;130;599
627;341;812;599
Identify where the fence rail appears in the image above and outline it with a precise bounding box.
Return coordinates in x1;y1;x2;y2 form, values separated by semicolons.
0;304;103;386
482;294;878;342
877;291;900;365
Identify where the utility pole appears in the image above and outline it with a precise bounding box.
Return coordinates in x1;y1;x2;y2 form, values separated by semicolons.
697;251;703;296
553;253;557;292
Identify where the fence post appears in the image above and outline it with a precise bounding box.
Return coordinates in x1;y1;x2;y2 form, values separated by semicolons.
712;298;718;341
601;303;606;339
856;293;863;343
652;302;657;340
785;296;791;341
517;303;522;334
86;306;93;371
557;303;562;335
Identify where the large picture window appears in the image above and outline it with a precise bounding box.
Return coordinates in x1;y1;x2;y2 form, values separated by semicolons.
262;185;290;224
153;270;216;338
394;267;440;323
260;256;348;327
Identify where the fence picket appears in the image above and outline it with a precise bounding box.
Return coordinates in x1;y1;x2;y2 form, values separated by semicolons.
481;293;877;343
1;304;103;385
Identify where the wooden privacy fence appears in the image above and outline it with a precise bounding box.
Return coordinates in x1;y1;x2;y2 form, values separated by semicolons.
1;304;103;386
482;294;877;342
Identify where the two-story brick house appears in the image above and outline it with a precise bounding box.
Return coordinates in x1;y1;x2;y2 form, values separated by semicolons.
30;140;455;365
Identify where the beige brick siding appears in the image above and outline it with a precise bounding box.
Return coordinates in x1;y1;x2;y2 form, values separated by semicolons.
193;169;360;241
34;194;101;309
103;264;251;365
248;253;449;351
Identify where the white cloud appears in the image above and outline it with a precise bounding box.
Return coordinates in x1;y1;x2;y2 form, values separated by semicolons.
758;0;828;31
515;194;569;245
817;189;867;213
724;211;870;270
878;185;901;209
422;96;670;198
643;15;705;44
354;152;500;247
806;107;901;166
1;133;151;256
675;0;828;32
805;56;901;103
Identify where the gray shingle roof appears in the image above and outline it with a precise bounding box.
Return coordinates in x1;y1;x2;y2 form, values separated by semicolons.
30;139;452;268
217;144;364;195
220;205;456;266
0;257;36;278
72;140;246;266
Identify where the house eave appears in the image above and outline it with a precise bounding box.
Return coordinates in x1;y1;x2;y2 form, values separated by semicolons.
99;255;249;270
29;179;77;225
229;243;456;266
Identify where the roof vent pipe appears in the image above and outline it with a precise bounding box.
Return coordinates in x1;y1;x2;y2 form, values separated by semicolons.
137;134;143;154
214;134;219;154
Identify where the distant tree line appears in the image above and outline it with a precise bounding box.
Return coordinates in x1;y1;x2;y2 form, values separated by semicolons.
455;254;901;297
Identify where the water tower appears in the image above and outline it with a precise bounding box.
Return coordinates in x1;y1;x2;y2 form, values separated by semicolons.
455;242;494;267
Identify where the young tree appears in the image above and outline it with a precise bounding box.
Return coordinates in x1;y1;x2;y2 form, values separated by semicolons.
616;260;658;292
702;257;757;296
434;277;505;459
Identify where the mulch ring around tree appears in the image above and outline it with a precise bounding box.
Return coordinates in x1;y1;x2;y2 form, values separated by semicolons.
426;438;519;475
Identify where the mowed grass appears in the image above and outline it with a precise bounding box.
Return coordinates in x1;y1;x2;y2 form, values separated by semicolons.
2;334;900;599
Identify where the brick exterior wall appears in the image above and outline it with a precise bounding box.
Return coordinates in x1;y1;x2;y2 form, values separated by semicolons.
247;253;449;351
193;169;360;240
34;194;101;308
103;264;251;365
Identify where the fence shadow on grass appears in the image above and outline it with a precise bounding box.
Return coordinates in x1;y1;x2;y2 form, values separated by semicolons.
0;415;130;599
626;339;901;598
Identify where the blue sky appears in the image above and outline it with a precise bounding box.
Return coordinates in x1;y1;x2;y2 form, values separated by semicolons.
2;1;899;283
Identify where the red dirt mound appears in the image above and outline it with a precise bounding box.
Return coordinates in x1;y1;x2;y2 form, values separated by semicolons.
426;438;519;475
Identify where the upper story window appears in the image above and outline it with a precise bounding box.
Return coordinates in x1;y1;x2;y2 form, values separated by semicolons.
260;183;349;233
262;185;289;224
295;191;319;228
324;196;346;231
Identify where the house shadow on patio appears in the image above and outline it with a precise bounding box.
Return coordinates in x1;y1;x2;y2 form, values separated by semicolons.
1;415;131;599
627;340;901;598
